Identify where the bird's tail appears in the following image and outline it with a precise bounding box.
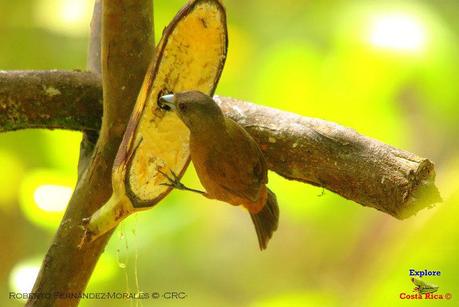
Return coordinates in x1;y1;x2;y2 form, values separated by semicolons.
250;188;279;250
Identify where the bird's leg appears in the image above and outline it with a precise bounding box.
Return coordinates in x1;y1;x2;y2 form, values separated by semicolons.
158;169;207;196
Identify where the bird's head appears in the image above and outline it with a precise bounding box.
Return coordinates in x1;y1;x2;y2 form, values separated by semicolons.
158;90;224;130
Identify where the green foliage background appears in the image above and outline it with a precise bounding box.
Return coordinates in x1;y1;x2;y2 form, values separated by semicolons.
0;0;458;306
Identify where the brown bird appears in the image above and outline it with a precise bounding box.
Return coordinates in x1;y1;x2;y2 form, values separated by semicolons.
159;91;279;249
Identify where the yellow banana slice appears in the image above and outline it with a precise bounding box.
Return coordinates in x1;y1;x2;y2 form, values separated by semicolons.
83;0;227;243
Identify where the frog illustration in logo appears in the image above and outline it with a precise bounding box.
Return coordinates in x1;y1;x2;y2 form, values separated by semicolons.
411;277;439;294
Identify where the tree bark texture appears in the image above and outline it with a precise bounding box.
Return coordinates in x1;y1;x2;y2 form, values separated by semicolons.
25;1;154;306
0;70;440;221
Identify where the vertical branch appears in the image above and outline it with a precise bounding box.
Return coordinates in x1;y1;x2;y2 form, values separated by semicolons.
26;1;154;306
100;0;154;135
78;0;102;178
88;0;102;75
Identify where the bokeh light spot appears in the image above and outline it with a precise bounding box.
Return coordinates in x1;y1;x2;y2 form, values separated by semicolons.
369;13;426;53
33;184;72;213
34;0;93;36
19;169;76;230
60;0;87;23
9;262;40;295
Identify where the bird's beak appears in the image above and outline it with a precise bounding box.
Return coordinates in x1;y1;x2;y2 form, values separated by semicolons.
158;94;176;110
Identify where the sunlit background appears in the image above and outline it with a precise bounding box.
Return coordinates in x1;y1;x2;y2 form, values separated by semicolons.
1;0;458;306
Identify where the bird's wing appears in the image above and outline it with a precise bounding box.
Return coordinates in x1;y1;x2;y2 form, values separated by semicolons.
204;118;267;202
228;118;268;181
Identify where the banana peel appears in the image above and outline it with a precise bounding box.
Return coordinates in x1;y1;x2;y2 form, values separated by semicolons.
81;0;227;244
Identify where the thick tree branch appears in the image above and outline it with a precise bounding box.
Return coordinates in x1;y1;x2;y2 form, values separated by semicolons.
25;0;154;306
215;97;440;218
77;0;103;178
88;0;102;75
0;70;440;219
0;70;101;132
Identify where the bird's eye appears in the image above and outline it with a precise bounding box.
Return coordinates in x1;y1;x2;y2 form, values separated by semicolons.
178;102;187;112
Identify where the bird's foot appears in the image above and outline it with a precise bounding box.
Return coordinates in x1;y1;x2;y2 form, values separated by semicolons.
158;169;187;190
158;169;206;195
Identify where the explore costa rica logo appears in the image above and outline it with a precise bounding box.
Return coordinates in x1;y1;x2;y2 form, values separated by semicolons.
411;277;438;295
399;269;452;300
